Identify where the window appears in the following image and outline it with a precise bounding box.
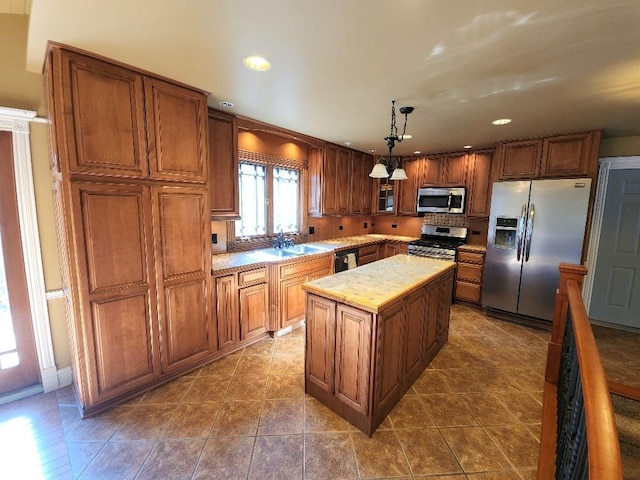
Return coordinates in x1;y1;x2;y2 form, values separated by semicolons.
235;159;300;238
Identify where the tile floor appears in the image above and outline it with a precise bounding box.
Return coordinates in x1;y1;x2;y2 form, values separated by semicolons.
0;304;637;480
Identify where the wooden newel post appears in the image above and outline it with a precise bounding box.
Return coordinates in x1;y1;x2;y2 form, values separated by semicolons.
545;263;588;384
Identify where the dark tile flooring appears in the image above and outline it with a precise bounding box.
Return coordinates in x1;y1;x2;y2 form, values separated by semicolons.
1;304;637;479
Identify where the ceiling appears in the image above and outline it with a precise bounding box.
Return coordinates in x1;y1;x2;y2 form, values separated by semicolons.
21;0;640;155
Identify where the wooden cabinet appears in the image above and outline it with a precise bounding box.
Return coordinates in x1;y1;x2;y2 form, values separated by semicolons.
358;244;380;266
46;43;212;416
454;247;486;304
208;109;239;218
270;254;333;332
374;177;396;214
305;267;454;436
350;151;374;214
309;144;374;216
422;155;441;186
69;182;159;405
540;131;599;178
213;266;269;351
497;131;600;181
144;77;208;183
441;152;468;186
383;241;408;258
50;47;208;182
153;186;212;373
466;150;494;218
397;158;423;215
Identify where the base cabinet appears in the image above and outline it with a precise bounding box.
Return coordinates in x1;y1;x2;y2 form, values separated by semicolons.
270;254;333;332
455;247;486;304
305;268;454;436
213;266;269;352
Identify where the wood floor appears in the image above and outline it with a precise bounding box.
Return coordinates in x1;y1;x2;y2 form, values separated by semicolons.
0;304;637;480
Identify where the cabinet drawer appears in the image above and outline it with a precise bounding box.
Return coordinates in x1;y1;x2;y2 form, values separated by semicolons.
455;281;481;303
457;251;484;264
238;267;267;287
457;263;483;283
279;255;332;279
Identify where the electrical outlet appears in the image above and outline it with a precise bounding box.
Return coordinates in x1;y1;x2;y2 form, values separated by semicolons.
391;224;397;229
472;230;481;235
339;225;344;230
363;222;368;228
309;226;315;234
211;233;218;244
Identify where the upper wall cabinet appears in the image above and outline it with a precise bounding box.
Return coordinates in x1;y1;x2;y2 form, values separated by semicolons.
466;150;494;218
496;131;601;181
308;143;374;217
48;45;208;183
208;109;239;219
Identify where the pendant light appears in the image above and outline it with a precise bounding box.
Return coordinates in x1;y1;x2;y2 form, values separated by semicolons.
369;100;414;180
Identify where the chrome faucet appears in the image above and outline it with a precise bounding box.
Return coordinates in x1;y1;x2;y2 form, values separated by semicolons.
272;230;294;249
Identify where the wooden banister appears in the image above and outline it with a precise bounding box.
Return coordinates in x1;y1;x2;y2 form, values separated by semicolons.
538;263;622;479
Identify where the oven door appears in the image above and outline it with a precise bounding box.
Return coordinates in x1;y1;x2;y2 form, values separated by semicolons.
417;188;465;214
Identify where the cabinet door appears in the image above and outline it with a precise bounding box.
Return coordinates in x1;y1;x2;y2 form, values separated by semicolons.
334;304;372;415
374;177;396;214
322;145;338;214
437;272;454;341
423;279;440;356
422;156;441;186
337;147;352;214
540;132;595;178
404;289;425;382
215;274;238;350
397;158;422;215
280;274;307;329
350;151;365;214
466;150;493;218
497;139;542;180
375;300;405;414
305;294;336;393
72;183;159;403
153;186;212;372
308;147;324;217
208;110;239;218
55;50;148;178
239;283;268;341
361;154;375;214
145;77;208;183
441;153;468;186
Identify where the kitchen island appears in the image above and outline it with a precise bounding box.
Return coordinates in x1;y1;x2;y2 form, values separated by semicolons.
302;254;456;436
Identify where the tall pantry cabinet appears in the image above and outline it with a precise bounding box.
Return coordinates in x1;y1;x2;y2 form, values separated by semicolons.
45;43;212;416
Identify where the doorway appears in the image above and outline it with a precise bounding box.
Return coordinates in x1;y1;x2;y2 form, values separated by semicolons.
585;157;640;330
0;131;40;394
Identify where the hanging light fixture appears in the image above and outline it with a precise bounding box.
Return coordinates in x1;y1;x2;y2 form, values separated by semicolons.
369;100;414;180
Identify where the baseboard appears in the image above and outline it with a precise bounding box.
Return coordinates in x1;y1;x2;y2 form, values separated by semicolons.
609;381;640;402
0;385;44;406
590;318;640;334
57;366;73;388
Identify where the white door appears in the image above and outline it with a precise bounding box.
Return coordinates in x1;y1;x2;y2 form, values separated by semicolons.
589;168;640;328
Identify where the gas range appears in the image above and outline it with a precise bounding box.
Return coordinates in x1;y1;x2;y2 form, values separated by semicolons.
407;225;468;261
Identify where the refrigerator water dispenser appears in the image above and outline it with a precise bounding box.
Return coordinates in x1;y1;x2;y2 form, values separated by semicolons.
494;217;518;248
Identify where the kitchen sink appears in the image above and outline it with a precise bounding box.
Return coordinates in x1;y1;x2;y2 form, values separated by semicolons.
283;244;330;255
248;244;331;261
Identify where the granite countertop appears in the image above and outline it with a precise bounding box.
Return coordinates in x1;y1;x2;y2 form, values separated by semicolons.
301;254;455;313
211;234;419;272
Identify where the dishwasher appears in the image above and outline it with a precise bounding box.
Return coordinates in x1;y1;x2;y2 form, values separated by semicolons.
334;247;359;273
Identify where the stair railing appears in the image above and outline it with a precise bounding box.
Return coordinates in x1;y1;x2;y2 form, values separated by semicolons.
538;263;622;479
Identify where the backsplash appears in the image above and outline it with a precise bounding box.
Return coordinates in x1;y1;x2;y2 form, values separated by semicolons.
422;214;469;227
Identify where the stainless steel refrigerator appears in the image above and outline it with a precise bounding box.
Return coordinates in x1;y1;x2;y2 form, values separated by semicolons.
482;178;592;322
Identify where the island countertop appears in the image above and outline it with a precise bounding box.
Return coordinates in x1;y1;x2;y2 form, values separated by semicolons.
302;254;455;313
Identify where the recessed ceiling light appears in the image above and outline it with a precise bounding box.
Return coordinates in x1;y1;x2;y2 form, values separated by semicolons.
344;141;352;146
369;149;376;153
413;151;421;154
492;118;512;126
463;145;473;149
219;101;234;108
243;55;271;71
401;134;412;140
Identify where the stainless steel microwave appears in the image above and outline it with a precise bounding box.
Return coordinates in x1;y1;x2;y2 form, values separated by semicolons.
417;187;466;214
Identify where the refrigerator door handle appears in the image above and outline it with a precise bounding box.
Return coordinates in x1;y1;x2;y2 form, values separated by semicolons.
525;203;535;262
516;204;527;261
